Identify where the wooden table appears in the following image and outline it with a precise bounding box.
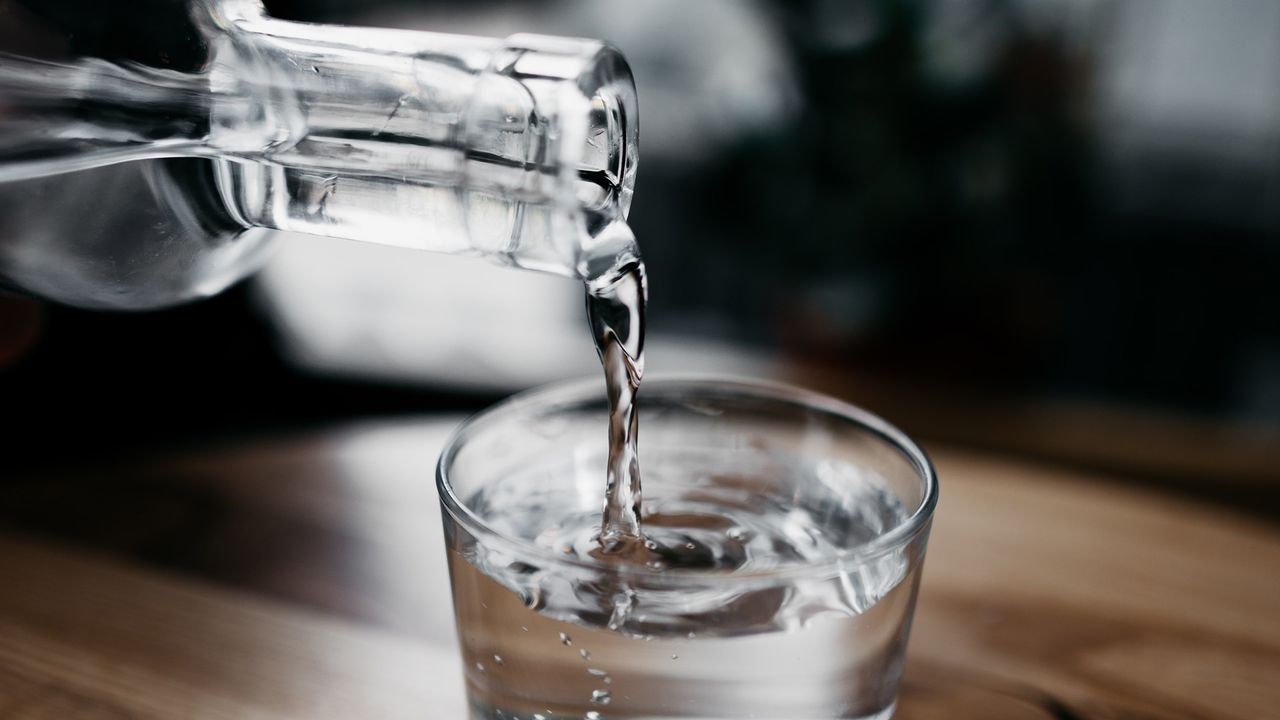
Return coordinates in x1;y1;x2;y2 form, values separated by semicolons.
0;418;1277;719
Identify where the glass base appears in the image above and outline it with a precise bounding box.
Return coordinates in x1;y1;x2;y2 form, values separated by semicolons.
469;697;896;720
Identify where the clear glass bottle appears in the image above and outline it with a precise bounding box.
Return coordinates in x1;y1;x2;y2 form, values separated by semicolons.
0;0;637;309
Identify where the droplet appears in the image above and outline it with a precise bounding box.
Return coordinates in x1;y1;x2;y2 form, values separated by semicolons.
475;662;485;673
559;632;573;646
671;654;679;660
590;690;612;705
493;654;504;666
533;715;547;720
607;590;635;631
587;668;609;679
521;626;529;632
684;542;696;550
643;539;658;551
579;648;591;660
687;632;697;639
585;712;602;720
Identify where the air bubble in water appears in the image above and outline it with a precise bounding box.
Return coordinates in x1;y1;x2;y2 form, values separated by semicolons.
475;662;485;673
559;632;573;646
493;654;504;666
579;648;591;660
591;690;612;705
519;586;544;610
585;712;602;720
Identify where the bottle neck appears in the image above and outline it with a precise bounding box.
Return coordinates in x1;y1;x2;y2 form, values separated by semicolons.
205;6;504;178
211;9;638;277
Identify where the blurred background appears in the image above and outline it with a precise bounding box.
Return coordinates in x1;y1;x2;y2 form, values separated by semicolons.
2;0;1278;515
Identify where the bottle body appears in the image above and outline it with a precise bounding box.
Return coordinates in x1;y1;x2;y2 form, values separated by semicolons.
0;159;275;309
0;0;637;309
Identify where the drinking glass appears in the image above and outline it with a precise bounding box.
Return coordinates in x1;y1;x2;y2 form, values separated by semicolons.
437;377;938;720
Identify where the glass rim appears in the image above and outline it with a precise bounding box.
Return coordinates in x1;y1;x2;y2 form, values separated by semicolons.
436;374;939;585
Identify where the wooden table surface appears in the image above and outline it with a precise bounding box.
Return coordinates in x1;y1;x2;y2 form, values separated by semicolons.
1;417;1277;719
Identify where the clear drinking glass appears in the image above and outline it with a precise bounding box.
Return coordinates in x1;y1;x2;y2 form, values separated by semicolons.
437;377;938;720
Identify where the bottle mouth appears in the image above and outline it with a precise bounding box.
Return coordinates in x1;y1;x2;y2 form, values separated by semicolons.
574;45;639;234
455;34;640;278
490;35;638;237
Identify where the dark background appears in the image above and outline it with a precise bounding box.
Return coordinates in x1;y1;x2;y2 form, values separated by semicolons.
3;0;1278;512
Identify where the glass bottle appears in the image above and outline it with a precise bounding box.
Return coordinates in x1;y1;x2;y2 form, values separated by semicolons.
0;0;638;309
